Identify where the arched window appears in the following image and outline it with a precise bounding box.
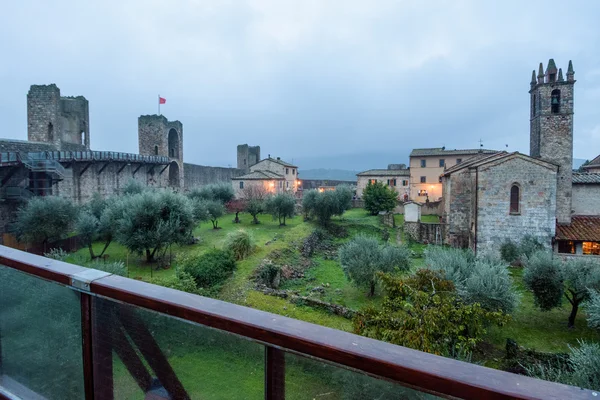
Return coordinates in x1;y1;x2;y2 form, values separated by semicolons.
154;145;159;155
48;122;54;140
551;89;560;114
510;184;520;214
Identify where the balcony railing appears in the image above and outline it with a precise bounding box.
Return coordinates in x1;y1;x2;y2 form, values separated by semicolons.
0;245;596;400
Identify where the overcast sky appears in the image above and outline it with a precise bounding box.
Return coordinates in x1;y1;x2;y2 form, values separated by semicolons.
1;0;599;169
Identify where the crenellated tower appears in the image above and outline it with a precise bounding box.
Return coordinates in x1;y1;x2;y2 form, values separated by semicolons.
529;59;575;224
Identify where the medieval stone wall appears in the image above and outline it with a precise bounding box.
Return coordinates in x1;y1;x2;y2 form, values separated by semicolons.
183;163;244;189
476;158;557;254
572;184;600;216
445;169;473;248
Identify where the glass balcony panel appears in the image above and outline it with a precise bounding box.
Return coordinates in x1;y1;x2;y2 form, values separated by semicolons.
284;351;442;400
92;297;264;400
0;265;84;399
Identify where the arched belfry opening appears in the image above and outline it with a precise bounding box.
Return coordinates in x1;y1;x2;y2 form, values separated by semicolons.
168;161;180;187
168;128;179;159
551;89;561;114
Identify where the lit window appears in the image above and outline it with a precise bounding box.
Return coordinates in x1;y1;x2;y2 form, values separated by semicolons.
510;184;520;214
420;159;426;167
583;242;600;255
558;240;575;254
370;179;377;184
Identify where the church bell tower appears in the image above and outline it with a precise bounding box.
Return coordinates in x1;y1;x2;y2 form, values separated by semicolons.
529;59;575;224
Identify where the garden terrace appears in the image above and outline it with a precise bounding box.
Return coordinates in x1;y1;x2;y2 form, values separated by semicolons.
0;245;596;400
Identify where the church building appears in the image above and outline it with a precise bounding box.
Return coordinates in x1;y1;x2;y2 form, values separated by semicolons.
442;59;600;256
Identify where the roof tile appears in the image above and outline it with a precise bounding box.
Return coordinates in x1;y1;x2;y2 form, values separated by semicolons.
556;216;600;242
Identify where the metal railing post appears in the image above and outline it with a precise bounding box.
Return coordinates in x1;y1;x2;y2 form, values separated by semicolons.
81;293;95;400
265;347;285;400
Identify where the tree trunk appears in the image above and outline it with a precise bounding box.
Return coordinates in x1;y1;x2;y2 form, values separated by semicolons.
369;281;375;297
568;300;579;328
145;249;152;262
98;240;112;257
234;212;240;223
88;244;96;260
252;214;259;224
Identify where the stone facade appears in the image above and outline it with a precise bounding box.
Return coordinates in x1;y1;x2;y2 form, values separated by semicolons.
27;84;89;150
138;115;184;188
250;158;299;192
444;153;557;254
237;144;261;172
355;167;410;199
572;183;600;215
529;59;574;224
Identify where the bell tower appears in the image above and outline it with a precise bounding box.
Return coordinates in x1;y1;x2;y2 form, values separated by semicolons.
529;59;575;224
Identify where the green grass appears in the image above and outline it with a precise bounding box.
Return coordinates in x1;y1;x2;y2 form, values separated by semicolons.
485;268;599;354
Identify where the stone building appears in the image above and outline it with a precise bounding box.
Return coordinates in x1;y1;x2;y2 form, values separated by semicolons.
27;84;90;151
355;164;410;199
442;152;558;253
581;154;600;173
237;144;261;173
232;156;299;198
409;148;497;202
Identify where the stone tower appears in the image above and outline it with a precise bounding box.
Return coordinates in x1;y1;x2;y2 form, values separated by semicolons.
529;59;575;224
27;84;90;150
138;115;184;188
237;144;261;172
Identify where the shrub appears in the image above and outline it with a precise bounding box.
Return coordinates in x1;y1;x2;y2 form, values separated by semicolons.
86;260;127;277
14;196;78;249
354;269;509;356
225;229;254;260
519;235;545;258
587;290;600;330
44;248;68;261
362;181;398;215
179;249;237;288
265;193;296;226
188;183;234;204
149;271;203;295
500;240;519;263
255;260;281;288
339;235;410;296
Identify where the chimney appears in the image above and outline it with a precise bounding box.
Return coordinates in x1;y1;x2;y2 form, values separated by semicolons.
277;157;280;160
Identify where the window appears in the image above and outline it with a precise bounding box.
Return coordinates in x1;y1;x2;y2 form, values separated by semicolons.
510;184;520;214
558;240;575;254
292;169;295;175
551;89;561;114
279;181;283;188
370;179;377;184
420;159;426;167
154;145;159;155
456;158;462;164
286;181;289;188
244;159;247;165
393;179;397;186
286;168;289;174
239;181;244;189
583;242;600;255
439;159;445;167
418;189;428;197
439;176;443;183
420;176;426;183
402;180;408;186
48;122;54;140
170;148;175;157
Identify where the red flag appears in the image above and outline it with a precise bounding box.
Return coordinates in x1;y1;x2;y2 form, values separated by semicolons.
159;97;166;104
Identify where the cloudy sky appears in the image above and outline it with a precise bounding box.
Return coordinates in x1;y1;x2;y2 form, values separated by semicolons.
1;0;599;170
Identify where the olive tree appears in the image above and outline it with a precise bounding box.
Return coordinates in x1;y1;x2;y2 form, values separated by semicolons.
115;190;195;262
425;246;518;313
587;290;600;330
14;196;78;250
302;186;353;226
188;182;234;204
76;197;124;260
524;251;600;327
265;193;296;226
339;235;410;296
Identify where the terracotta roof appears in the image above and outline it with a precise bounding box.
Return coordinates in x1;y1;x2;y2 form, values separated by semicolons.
572;172;600;184
582;154;600;169
443;152;507;175
255;158;297;168
410;148;498;157
556;216;600;242
357;169;410;177
232;171;284;180
443;152;557;176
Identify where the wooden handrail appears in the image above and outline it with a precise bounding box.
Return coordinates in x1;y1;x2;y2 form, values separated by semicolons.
0;245;597;400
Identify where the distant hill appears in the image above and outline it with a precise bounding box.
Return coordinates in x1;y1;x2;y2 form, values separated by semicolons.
300;168;359;181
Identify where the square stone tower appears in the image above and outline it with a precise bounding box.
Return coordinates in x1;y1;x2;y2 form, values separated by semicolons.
237;144;261;172
529;59;575;224
138;115;184;188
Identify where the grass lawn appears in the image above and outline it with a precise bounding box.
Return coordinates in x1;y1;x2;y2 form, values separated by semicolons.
484;267;599;354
